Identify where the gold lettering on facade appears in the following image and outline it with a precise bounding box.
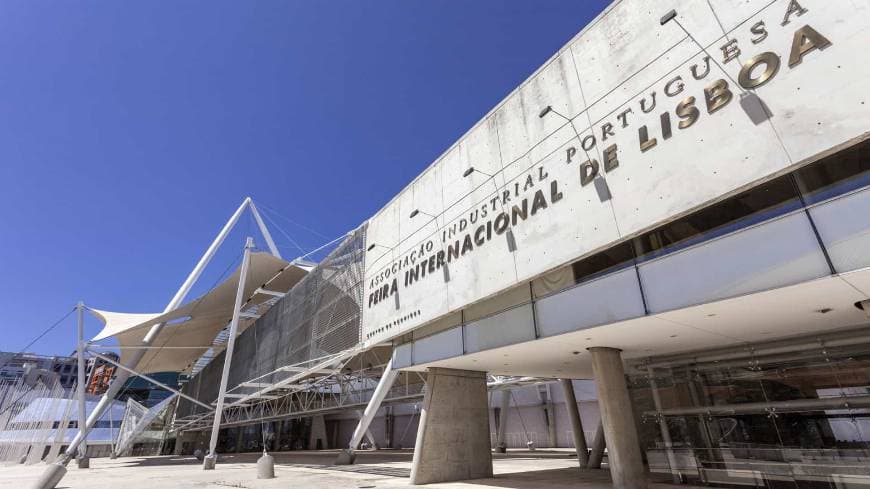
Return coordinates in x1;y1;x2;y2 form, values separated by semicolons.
582;134;597;151
676;96;699;129
664;76;685;97
638;126;657;152
617;107;633;128
788;25;831;67
691;56;712;80
738;52;781;89
704;79;733;114
579;159;600;186
603;144;619;172
750;21;769;44
721;39;741;64
601;122;614;141
640;92;657;113
781;0;808;26
566;147;577;163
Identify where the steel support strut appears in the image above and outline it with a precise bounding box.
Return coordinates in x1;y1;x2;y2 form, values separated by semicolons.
248;200;281;259
335;358;398;464
203;237;254;469
75;302;89;468
86;350;215;412
33;198;256;489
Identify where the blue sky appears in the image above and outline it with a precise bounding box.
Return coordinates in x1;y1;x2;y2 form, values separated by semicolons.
0;1;607;356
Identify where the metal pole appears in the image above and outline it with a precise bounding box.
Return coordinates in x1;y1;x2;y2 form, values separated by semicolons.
335;359;398;464
645;393;870;417
648;370;681;483
107;399;115;457
203;237;254;470
248;200;281;259
495;389;510;453
34;199;255;489
560;379;589;467
86;349;215;412
75;302;89;468
61;199;249;461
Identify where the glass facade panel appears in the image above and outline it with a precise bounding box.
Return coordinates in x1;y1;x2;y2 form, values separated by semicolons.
571;241;636;284
631;334;870;489
633;176;802;262
556;139;870;296
794;138;870;205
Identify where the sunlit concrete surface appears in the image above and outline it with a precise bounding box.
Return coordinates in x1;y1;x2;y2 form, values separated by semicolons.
0;449;702;489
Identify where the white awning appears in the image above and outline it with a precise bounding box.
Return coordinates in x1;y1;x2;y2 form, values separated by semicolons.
90;252;308;374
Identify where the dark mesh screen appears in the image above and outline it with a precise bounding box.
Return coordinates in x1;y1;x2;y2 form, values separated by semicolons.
176;225;366;419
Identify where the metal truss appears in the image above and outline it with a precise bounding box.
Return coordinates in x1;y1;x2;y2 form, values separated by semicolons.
171;346;555;434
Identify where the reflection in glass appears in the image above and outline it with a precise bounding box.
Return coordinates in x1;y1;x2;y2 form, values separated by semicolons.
630;335;870;488
794;138;870;205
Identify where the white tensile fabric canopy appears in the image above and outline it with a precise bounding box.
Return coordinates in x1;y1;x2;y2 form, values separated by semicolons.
90;252;309;374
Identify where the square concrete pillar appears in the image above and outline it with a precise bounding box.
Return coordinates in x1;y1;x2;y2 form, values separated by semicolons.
410;368;493;485
589;347;647;489
309;415;328;450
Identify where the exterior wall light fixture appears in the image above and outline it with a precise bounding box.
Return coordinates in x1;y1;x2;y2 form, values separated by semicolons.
463;166;492;178
367;243;392;252
409;209;435;219
659;8;770;124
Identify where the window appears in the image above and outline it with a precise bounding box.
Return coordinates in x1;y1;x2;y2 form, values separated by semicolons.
571;241;636;284
633;175;802;261
794;138;870;204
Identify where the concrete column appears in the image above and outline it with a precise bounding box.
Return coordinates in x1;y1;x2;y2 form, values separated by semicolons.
385;407;394;449
173;434;182;455
540;385;557;448
309;415;327;450
174;431;195;455
495;390;511;453
587;420;606;469
560;379;589;466
589;347;647;489
272;421;283;451
235;428;244;453
410;368;493;485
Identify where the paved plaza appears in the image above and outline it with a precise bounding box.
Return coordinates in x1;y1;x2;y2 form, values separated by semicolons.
0;450;692;489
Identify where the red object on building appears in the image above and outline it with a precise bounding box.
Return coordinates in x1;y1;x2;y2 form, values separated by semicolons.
86;364;116;395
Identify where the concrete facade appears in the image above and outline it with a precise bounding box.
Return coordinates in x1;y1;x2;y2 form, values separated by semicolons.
325;381;599;452
151;0;870;486
410;368;493;485
361;0;870;347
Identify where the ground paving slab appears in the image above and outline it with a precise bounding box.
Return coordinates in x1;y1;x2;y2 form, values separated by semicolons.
0;449;702;489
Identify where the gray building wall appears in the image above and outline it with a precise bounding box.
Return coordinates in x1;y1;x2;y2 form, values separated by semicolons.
326;380;598;450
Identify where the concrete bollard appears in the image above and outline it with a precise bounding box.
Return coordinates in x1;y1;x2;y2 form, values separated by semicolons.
31;463;67;489
202;453;216;470
256;452;275;479
77;456;90;469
